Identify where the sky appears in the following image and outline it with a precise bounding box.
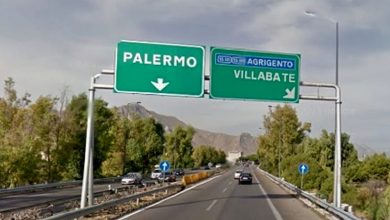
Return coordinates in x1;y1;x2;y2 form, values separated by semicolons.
1;0;389;153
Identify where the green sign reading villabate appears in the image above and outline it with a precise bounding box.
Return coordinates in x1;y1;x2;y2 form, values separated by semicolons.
115;41;205;97
210;47;300;103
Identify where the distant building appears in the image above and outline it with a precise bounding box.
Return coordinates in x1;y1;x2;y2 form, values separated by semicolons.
227;151;242;163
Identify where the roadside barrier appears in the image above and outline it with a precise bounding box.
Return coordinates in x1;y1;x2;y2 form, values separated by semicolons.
182;171;213;186
0;177;121;196
43;184;182;220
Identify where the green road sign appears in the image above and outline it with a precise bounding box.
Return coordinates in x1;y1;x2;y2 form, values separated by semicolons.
210;47;300;103
115;41;205;97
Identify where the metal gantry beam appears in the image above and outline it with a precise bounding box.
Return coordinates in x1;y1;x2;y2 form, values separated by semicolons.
300;81;342;208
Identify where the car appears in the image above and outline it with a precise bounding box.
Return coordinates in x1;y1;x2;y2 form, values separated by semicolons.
202;166;210;170
173;168;185;176
121;172;142;185
234;170;243;179
238;172;252;184
150;169;162;179
157;171;176;182
215;164;222;169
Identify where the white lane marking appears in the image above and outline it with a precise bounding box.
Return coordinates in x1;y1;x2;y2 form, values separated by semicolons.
222;187;227;193
253;173;283;220
206;199;218;211
117;175;221;220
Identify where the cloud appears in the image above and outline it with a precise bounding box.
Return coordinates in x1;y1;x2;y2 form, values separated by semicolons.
0;0;389;152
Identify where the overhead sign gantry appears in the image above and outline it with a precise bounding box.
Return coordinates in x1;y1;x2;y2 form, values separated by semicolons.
81;40;342;210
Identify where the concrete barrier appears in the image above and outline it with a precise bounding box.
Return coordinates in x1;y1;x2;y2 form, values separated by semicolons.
182;171;210;186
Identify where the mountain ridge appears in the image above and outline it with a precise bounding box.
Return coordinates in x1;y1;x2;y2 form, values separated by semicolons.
117;103;258;156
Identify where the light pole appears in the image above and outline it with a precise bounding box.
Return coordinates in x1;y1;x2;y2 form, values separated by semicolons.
268;105;282;178
305;10;341;208
304;10;339;86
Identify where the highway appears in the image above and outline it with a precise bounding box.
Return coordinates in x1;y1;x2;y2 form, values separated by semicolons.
120;166;325;220
0;183;122;212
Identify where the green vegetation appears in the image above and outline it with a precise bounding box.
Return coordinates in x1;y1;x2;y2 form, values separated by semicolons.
257;104;390;219
1;78;389;219
0;78;224;187
164;126;195;169
192;145;226;167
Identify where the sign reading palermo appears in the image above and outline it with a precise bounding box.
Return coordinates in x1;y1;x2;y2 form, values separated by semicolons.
115;41;205;97
210;47;300;103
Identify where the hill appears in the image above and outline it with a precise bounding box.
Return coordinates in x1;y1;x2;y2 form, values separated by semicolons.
117;103;258;156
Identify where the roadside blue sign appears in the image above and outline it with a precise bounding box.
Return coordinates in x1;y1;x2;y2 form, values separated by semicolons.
159;161;170;172
298;163;309;175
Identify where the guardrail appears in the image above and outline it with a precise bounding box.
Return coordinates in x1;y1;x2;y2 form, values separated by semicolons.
43;184;182;220
0;177;121;196
257;167;359;220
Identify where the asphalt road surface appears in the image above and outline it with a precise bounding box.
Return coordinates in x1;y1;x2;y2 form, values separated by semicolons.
120;166;325;220
0;183;122;212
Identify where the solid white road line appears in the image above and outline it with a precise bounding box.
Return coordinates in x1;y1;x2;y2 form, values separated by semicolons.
222;187;227;193
253;173;283;220
117;175;221;220
206;199;218;211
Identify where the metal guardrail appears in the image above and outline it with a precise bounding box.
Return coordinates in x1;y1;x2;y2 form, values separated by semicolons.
43;184;182;220
0;177;121;196
256;167;359;220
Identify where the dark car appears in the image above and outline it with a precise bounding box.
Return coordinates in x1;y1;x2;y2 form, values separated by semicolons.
173;168;185;176
202;166;210;170
238;172;252;184
157;171;176;182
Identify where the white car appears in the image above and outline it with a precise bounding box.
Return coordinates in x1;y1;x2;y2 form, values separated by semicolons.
150;169;162;179
121;172;142;185
234;170;243;179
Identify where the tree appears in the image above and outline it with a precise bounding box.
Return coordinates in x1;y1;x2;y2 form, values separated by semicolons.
93;98;114;177
165;126;195;168
192;145;226;167
257;104;311;176
29;96;59;182
57;94;88;180
0;78;39;187
126;116;165;173
351;154;390;183
57;94;114;179
101;107;131;176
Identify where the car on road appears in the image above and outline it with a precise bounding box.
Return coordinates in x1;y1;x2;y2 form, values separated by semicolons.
202;166;210;170
215;164;222;169
150;169;162;179
157;171;176;182
238;172;252;184
234;170;243;179
173;168;185;176
121;172;142;185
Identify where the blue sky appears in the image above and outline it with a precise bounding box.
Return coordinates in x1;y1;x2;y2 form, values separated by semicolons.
1;0;389;153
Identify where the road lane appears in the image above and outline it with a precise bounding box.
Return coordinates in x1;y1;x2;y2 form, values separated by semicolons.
0;183;122;212
121;166;325;220
121;169;236;220
253;167;324;220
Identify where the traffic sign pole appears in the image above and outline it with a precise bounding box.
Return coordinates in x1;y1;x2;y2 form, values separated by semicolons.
300;81;342;208
81;71;114;209
298;163;309;189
